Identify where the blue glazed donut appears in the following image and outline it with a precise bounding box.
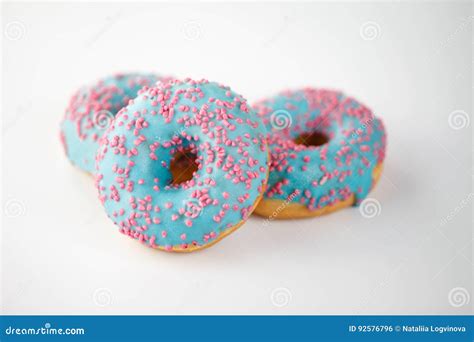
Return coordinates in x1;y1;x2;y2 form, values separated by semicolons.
60;73;167;173
95;79;269;252
252;88;386;219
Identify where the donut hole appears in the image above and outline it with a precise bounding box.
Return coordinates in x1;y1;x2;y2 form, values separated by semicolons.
169;148;199;185
294;131;329;147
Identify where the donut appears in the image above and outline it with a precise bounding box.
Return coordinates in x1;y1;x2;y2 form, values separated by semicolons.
95;78;269;252
252;88;386;219
60;73;168;173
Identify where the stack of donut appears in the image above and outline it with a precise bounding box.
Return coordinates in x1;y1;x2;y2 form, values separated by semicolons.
61;75;386;252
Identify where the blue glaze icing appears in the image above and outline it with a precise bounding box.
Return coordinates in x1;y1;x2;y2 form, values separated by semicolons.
60;73;165;173
96;79;269;251
252;88;386;210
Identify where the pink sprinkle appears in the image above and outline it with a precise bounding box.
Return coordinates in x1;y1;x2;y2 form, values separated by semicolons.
320;175;328;185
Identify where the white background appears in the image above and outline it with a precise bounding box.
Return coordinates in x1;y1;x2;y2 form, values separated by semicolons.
2;2;472;315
